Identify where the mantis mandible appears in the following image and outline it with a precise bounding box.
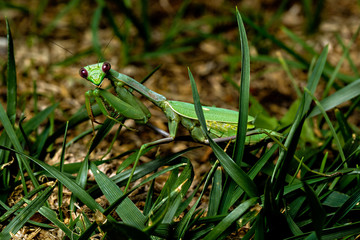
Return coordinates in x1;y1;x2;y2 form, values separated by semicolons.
79;62;277;192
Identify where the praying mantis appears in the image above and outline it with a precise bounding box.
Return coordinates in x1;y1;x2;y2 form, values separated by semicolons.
79;62;278;191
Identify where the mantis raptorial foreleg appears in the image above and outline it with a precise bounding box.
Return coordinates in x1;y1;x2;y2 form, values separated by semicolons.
79;62;280;192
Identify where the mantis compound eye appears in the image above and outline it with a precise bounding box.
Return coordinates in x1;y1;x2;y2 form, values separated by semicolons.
102;62;111;73
79;68;88;79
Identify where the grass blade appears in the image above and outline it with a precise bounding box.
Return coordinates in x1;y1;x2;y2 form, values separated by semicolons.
272;46;328;186
309;78;360;117
39;206;79;239
0;183;55;240
89;162;146;229
304;88;346;164
5;18;16;124
188;68;258;198
203;197;259;240
233;8;250;165
0;145;102;212
303;182;326;239
326;186;360;227
0;104;39;189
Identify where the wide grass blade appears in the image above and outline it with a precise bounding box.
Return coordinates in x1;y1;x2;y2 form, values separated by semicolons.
0;145;103;212
304;88;346;163
1;18;18;193
39;206;79;240
326;186;360;227
97;216;151;240
21;104;58;136
6;18;16;124
302;182;326;239
39;105;102;159
309;78;360;117
233;8;251;165
207;166;222;216
0;183;55;240
89;162;146;229
272;46;328;188
188;68;258;198
203;197;259;240
176;160;218;239
78;163;188;240
0;184;48;222
0;99;39;189
86;148;195;197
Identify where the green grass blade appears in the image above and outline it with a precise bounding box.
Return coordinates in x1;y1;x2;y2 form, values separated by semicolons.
0;104;39;189
272;46;328;186
277;52;302;98
91;0;105;59
0;184;48;222
176;161;218;239
98;217;151;239
58;121;69;221
39;206;79;239
78;164;187;240
0;184;55;240
41;0;80;36
336;28;360;77
335;109;352;141
113;1;149;46
228;144;279;208
304;88;346;164
309;78;360;117
39;105;102;159
233;8;250;165
281;26;317;56
288;221;360;239
5;18;16;124
143;179;155;216
326;186;360;227
188;68;258;198
70;118;117;211
0;145;102;212
89;117;118;153
87;149;194;197
21;103;58;136
0;18;18;192
207;166;222;216
323;28;359;97
305;46;329;104
162;0;191;48
203;197;259;240
89;162;146;229
303;0;324;34
302;182;326;239
243;15;307;67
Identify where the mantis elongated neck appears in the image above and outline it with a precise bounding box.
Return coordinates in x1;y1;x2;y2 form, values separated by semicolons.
108;69;166;107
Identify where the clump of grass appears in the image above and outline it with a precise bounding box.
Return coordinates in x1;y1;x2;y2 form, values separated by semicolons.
1;5;360;240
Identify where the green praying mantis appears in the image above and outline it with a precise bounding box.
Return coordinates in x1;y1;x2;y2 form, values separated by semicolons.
79;62;278;191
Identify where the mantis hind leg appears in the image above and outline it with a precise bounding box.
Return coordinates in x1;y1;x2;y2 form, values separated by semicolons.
123;137;174;193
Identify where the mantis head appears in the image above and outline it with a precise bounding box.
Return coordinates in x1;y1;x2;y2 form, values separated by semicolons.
79;62;111;87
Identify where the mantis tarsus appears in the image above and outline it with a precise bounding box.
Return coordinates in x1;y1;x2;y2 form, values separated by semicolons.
79;62;278;192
